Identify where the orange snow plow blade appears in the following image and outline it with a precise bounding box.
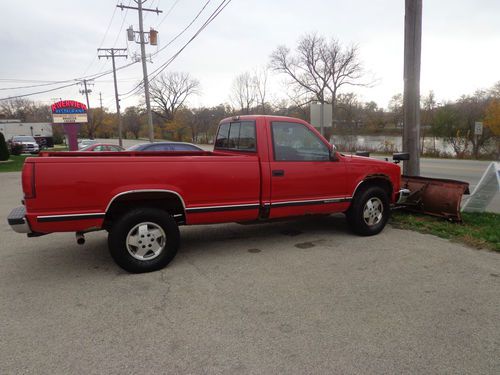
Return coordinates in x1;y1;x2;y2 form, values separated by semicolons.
399;176;470;222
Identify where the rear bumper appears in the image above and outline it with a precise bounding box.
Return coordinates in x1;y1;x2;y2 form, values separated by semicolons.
7;206;32;234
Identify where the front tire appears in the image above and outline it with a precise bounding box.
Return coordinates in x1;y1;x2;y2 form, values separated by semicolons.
108;208;180;273
346;186;390;236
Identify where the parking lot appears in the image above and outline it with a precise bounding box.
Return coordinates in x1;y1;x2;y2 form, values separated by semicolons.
1;171;499;374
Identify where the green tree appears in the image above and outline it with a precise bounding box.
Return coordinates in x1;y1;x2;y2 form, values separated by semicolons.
432;105;469;158
0;132;10;161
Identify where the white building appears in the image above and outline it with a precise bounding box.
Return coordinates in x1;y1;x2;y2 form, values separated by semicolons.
0;119;53;139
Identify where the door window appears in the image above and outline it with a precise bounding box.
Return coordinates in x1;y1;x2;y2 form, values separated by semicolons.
271;122;329;161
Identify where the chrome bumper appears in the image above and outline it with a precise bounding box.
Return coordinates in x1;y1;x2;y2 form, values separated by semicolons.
7;206;32;234
396;188;411;204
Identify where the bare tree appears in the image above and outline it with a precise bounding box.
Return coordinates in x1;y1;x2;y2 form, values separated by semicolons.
230;72;257;114
0;98;51;122
149;72;200;121
253;67;269;114
270;33;367;118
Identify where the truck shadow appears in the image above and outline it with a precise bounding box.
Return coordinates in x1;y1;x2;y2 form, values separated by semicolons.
11;214;351;279
178;214;350;257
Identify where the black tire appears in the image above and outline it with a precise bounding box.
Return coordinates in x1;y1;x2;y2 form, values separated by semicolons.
108;207;180;273
346;185;390;236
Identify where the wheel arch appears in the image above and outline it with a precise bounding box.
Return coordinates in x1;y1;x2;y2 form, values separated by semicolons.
104;190;186;229
352;174;394;201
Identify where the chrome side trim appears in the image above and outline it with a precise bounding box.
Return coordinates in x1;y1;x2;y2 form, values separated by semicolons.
37;212;105;222
270;197;351;207
105;189;187;212
186;203;260;213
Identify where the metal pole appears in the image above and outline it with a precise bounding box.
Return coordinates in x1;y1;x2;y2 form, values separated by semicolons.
137;0;154;143
320;101;324;137
403;0;422;176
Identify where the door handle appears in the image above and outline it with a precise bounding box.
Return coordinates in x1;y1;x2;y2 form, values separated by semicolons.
272;169;285;177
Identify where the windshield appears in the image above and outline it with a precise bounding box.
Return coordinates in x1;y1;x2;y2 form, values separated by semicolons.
127;144;146;151
13;136;36;142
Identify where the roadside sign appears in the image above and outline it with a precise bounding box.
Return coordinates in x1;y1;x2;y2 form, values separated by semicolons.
310;102;332;128
474;122;483;136
461;162;500;212
51;100;88;123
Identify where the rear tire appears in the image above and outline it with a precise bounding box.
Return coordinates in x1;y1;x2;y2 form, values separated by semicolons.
108;208;180;273
346;186;390;236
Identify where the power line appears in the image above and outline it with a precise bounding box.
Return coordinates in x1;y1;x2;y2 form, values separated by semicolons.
0;80;73;91
113;0;132;47
0;0;231;102
0;82;79;101
81;1;120;76
153;0;211;57
157;0;181;28
120;0;229;98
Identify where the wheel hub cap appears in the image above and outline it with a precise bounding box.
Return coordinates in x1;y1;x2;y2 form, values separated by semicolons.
363;197;383;226
126;222;166;261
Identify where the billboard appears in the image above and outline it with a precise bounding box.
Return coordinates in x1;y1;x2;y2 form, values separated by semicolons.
51;100;88;123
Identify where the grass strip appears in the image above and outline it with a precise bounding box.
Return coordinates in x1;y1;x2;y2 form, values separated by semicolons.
391;210;500;252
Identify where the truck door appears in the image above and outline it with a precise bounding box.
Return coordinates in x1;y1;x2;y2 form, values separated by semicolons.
268;121;348;218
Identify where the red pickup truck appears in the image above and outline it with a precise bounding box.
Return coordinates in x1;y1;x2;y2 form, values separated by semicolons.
8;115;407;273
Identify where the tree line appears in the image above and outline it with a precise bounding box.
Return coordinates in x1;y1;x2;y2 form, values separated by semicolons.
0;33;498;159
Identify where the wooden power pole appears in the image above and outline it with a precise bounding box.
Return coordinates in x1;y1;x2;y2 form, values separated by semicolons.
403;0;422;176
98;48;128;147
117;1;162;143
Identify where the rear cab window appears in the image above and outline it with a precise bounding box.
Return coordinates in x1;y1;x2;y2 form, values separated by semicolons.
215;121;256;152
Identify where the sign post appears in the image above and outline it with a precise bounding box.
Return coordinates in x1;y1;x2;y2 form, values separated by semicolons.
51;100;88;151
310;102;332;136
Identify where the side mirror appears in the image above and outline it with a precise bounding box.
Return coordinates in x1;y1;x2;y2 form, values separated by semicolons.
392;152;410;164
330;150;339;162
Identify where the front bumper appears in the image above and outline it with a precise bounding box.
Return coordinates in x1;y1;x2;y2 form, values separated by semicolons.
7;206;32;234
396;188;411;204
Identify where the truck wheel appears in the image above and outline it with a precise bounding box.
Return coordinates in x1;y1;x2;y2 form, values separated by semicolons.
346;186;390;236
108;208;180;273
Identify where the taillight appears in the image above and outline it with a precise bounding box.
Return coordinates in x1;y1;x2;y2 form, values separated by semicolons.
22;163;36;199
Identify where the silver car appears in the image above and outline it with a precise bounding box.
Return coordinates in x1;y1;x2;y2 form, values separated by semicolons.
10;136;40;154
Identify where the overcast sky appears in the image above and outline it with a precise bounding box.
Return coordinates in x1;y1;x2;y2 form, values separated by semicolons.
1;0;499;111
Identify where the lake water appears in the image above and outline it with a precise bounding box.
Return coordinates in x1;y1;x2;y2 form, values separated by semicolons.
330;135;496;156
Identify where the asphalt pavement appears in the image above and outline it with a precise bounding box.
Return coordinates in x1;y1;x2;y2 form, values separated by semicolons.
1;172;499;374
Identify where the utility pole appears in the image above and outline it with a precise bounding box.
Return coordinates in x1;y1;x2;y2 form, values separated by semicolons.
99;92;103;110
403;0;422;176
117;1;162;143
98;48;128;147
79;79;93;110
79;79;93;137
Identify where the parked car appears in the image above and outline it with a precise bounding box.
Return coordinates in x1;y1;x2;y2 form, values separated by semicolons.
77;139;98;149
79;143;124;152
8;115;406;273
9;136;39;154
127;142;203;152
